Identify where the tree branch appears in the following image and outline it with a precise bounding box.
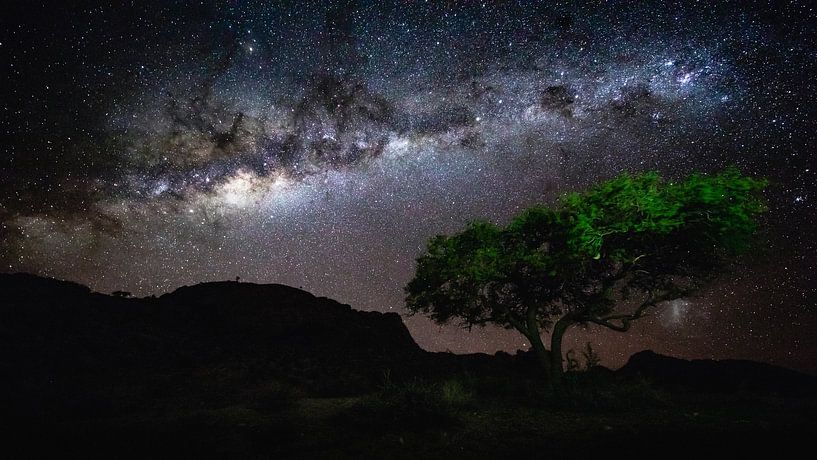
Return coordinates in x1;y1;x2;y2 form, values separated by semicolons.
506;315;527;335
495;301;530;339
586;289;686;333
525;304;539;333
586;317;631;332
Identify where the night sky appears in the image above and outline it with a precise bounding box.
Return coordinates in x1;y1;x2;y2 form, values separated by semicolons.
2;1;815;372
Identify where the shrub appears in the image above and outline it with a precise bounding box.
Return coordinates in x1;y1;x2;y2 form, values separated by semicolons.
581;343;601;370
441;379;474;407
337;379;460;432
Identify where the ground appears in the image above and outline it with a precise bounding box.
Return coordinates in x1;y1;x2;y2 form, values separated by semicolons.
8;375;816;458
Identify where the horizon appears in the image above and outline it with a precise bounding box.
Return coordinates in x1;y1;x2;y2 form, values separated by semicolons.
6;270;816;377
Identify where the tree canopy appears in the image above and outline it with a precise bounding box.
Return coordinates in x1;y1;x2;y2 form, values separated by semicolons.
405;168;767;382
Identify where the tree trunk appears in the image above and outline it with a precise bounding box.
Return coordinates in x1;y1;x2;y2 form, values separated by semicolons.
527;330;552;381
522;305;553;381
549;316;574;386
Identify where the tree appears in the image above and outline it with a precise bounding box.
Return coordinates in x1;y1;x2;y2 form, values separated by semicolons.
405;168;767;384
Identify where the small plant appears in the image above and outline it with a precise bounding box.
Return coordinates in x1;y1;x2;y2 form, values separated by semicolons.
441;379;473;407
565;350;581;372
581;342;601;370
380;369;394;391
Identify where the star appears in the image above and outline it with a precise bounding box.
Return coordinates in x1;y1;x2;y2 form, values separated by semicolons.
1;0;815;373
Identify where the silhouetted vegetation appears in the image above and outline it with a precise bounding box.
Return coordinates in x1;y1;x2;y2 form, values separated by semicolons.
406;168;767;383
1;273;815;457
0;166;803;457
336;378;463;432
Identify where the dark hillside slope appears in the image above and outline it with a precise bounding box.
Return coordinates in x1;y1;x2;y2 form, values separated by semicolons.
0;273;424;420
620;350;817;397
1;273;814;426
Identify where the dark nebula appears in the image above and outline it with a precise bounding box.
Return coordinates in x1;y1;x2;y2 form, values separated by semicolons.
1;1;815;371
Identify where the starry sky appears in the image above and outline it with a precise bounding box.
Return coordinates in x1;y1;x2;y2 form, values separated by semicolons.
2;1;815;372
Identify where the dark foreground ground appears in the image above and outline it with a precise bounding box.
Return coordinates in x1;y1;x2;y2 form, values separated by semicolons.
2;273;815;458
6;377;817;458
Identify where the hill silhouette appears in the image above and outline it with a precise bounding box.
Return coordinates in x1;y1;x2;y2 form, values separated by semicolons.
620;350;816;397
1;273;815;457
2;273;814;403
0;273;423;403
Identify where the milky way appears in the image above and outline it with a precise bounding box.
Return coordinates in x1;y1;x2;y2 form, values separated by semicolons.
2;1;815;371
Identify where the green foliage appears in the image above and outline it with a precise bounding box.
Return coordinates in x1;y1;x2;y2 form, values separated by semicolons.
440;379;474;406
406;167;767;335
560;167;767;259
405;214;566;328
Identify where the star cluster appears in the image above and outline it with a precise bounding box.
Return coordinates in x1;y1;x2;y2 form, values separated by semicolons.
1;1;815;371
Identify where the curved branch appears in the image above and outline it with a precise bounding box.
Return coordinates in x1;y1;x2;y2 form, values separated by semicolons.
592;254;648;299
587;317;631;332
526;305;539;333
494;300;530;338
586;289;688;333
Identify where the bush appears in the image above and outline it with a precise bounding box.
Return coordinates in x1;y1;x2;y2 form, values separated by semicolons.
581;343;601;370
441;379;474;407
336;379;461;432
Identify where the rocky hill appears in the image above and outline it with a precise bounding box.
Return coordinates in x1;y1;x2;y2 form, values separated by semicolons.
0;273;432;421
1;273;813;426
620;350;816;397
